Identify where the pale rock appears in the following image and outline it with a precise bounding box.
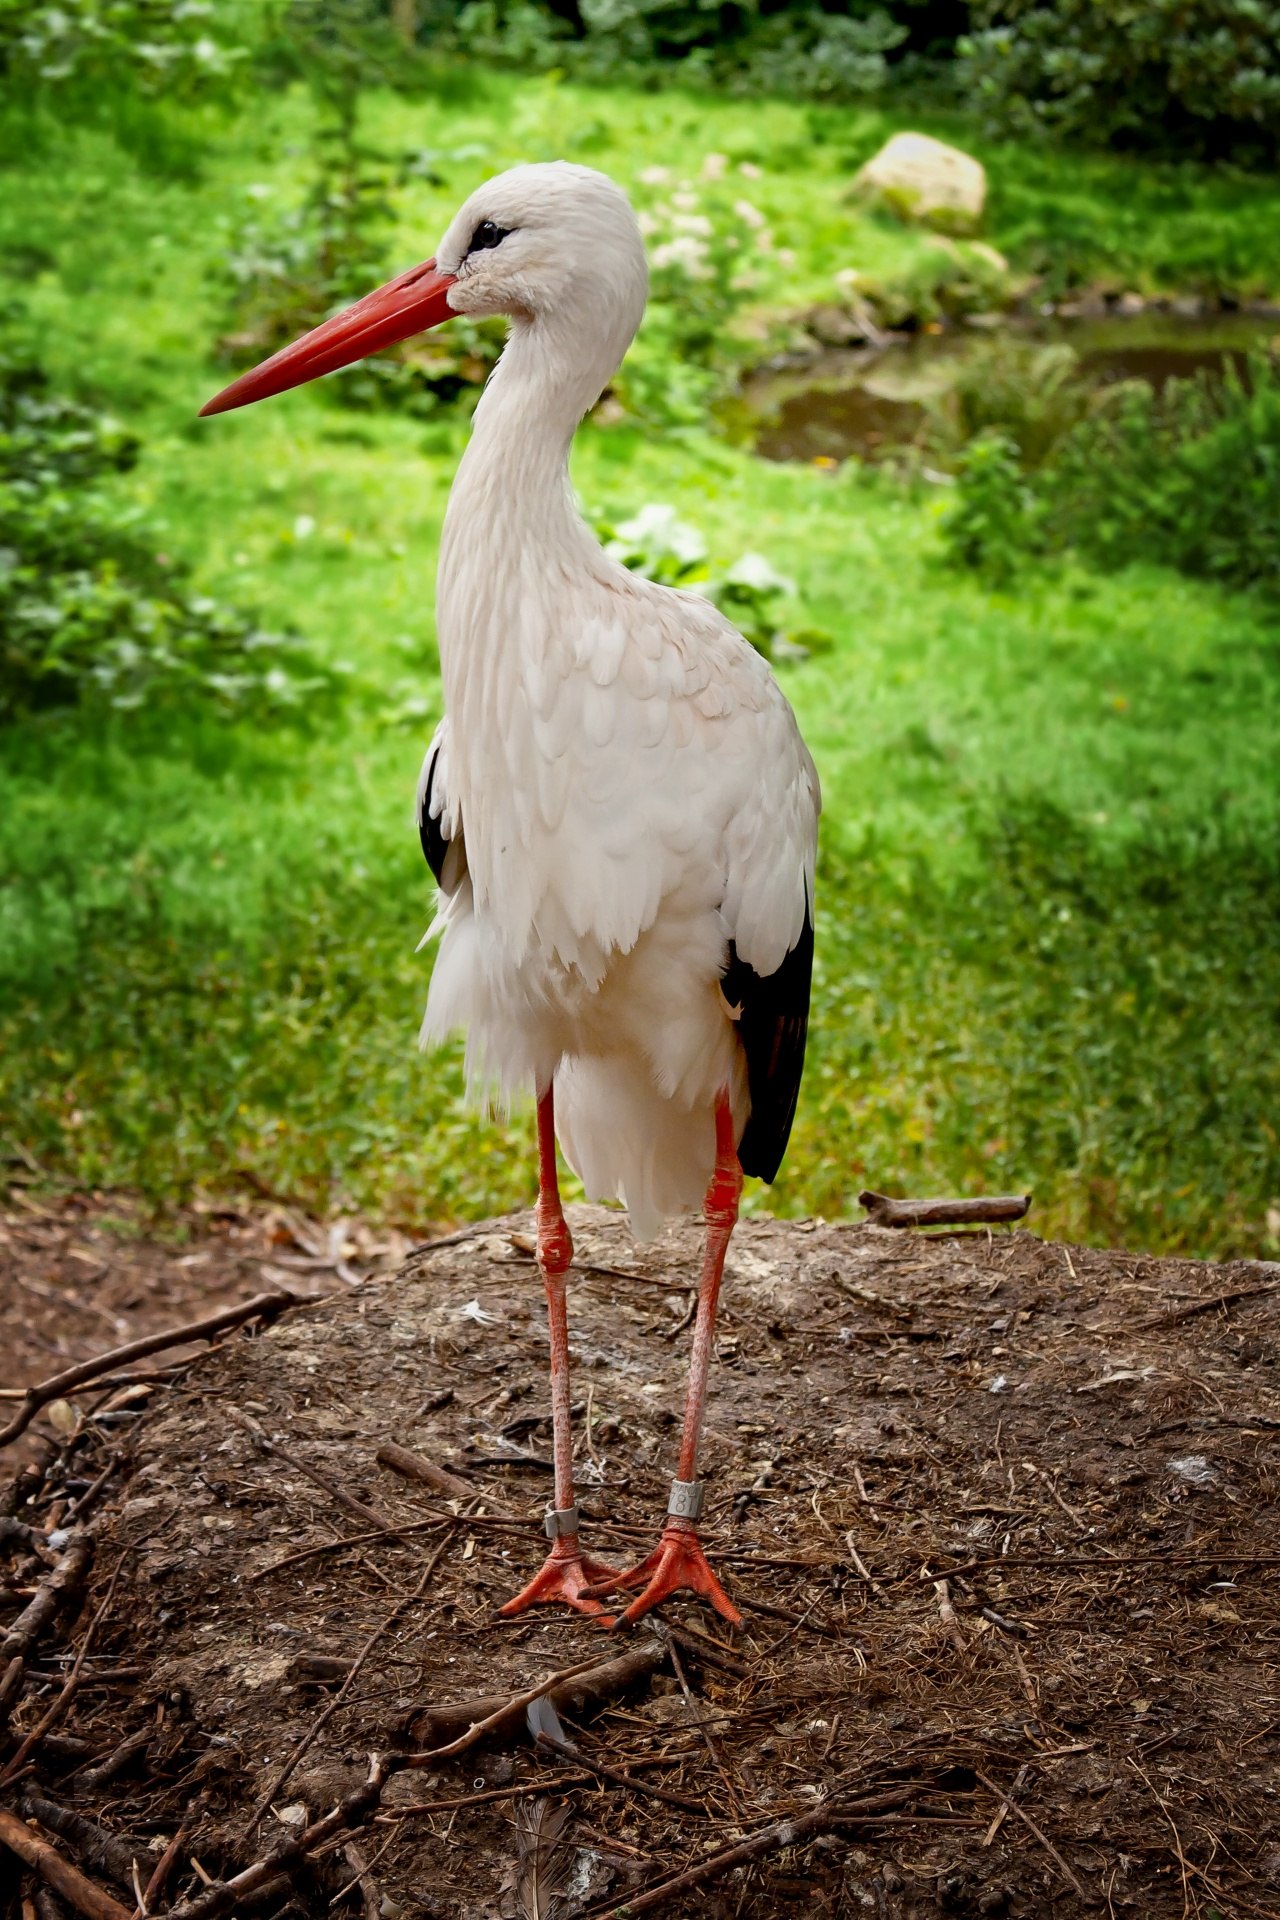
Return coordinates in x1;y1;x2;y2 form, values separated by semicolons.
852;132;986;233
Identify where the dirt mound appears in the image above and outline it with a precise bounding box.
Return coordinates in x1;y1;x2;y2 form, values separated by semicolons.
2;1209;1278;1918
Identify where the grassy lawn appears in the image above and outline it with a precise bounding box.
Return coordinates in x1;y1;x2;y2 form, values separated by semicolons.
1;72;1277;1257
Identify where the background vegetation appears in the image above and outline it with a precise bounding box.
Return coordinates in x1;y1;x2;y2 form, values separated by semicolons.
0;0;1276;1258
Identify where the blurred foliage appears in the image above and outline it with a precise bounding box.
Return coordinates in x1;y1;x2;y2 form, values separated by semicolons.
0;0;245;101
945;353;1280;595
0;331;336;718
920;336;1126;467
960;0;1280;163
437;0;929;96
590;500;833;658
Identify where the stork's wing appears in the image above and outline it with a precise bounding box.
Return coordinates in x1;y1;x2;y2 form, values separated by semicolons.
719;691;820;1185
416;719;467;896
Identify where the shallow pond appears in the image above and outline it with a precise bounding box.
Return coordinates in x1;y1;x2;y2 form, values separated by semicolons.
726;309;1280;465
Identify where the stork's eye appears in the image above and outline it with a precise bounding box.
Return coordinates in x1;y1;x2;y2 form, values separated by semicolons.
468;219;512;255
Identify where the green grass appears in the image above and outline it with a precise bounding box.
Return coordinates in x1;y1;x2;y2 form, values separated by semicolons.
1;72;1278;1257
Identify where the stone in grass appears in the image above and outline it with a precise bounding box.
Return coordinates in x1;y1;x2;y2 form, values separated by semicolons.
851;132;986;235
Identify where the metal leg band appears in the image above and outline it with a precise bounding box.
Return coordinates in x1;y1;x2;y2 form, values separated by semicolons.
543;1503;579;1540
667;1478;704;1523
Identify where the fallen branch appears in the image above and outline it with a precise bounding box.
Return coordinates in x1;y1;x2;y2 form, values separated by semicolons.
2;1550;128;1783
0;1291;299;1449
0;1530;92;1729
375;1440;518;1519
406;1640;664;1750
17;1796;142;1894
858;1190;1031;1230
403;1652;632;1768
0;1804;133;1920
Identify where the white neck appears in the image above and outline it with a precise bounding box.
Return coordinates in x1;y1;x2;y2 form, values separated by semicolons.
437;311;621;654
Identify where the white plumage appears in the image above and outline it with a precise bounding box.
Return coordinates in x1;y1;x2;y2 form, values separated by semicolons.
199;158;821;1626
415;163;820;1238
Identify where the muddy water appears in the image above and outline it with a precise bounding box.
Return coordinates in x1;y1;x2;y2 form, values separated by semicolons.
727;310;1280;465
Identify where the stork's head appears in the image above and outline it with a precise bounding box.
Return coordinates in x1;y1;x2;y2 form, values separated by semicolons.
200;162;647;417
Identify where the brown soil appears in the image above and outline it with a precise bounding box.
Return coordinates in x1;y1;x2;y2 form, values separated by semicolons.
2;1206;1279;1919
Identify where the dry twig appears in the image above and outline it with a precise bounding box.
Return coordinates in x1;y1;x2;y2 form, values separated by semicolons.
0;1292;298;1449
375;1440;518;1518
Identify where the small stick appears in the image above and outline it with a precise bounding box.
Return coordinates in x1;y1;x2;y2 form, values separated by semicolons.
0;1805;133;1920
2;1552;128;1784
585;1788;913;1919
375;1441;518;1519
167;1754;388;1920
0;1291;298;1448
926;1548;1280;1582
661;1620;749;1680
254;1530;452;1817
974;1772;1086;1899
983;1763;1029;1845
736;1594;839;1638
534;1730;705;1814
1135;1282;1279;1328
845;1532;886;1600
254;1518;445;1582
226;1409;397;1535
665;1632;740;1814
339;1840;380;1920
141;1814;194;1913
71;1726;151;1791
858;1190;1031;1230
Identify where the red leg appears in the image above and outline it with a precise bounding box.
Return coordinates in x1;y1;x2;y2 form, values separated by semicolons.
592;1093;743;1628
498;1084;618;1620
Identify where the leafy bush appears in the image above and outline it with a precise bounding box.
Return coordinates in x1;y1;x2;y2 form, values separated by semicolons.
940;429;1039;580
945;352;1280;594
922;335;1126;468
618;171;784;426
434;0;950;98
960;0;1280;162
0;0;245;102
592;500;831;658
0;341;334;719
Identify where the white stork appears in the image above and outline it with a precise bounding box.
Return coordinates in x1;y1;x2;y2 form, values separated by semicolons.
201;163;820;1628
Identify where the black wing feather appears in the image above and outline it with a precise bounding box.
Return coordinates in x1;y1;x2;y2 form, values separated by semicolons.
418;743;450;884
722;903;814;1184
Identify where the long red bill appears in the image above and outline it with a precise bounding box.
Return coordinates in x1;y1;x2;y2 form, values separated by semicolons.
199;258;457;417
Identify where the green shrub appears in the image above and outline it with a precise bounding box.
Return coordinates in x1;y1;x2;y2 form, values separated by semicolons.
960;0;1280;162
946;352;1280;595
940;429;1040;580
590;500;832;658
0;0;246;103
0;340;334;719
434;0;951;99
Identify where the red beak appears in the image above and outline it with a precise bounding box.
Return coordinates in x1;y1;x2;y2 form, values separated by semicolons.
199;258;458;417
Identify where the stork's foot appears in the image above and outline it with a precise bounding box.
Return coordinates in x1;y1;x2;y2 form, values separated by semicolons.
498;1536;620;1621
591;1521;742;1628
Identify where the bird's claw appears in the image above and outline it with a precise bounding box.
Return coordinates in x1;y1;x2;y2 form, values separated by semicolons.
498;1538;619;1622
588;1521;742;1628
